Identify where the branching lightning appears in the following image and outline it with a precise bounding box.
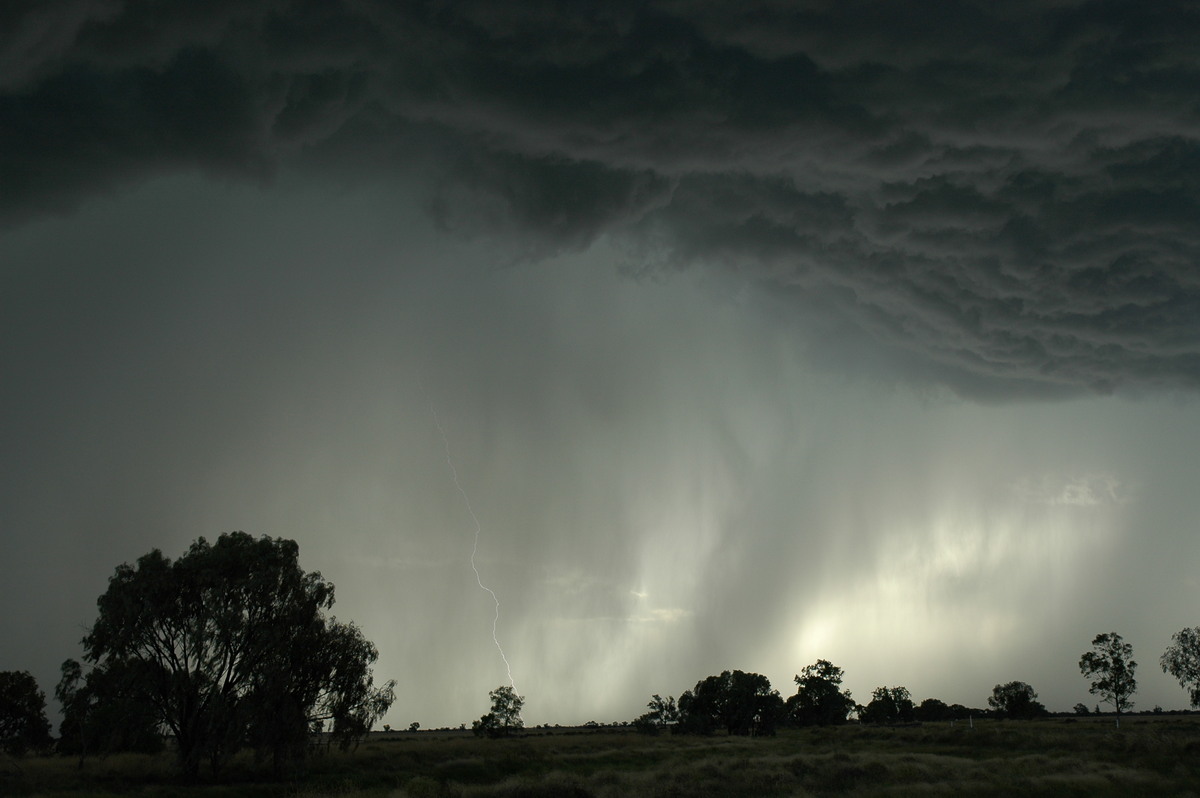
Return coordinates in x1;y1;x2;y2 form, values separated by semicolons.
430;405;516;690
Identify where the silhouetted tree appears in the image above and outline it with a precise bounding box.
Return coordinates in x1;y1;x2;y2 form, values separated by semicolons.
988;681;1047;719
55;658;163;760
472;685;524;738
859;686;915;724
1073;703;1090;715
786;660;854;726
241;619;395;773
80;532;394;777
914;697;953;722
1161;627;1200;708
0;671;53;755
54;659;89;759
947;703;978;721
634;694;678;734
677;670;784;736
1079;632;1137;727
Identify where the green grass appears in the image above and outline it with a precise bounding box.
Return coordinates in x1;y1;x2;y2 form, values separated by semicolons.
4;718;1199;798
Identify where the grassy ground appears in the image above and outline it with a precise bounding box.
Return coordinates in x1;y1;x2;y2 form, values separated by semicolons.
4;717;1199;797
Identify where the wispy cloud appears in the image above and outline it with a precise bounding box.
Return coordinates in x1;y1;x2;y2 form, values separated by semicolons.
1012;473;1130;507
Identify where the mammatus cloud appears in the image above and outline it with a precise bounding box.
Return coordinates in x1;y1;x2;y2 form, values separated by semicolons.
4;1;1200;396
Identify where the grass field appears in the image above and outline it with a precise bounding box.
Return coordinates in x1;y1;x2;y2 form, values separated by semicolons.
4;717;1199;797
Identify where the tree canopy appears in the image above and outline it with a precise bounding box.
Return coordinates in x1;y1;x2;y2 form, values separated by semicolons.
677;670;784;736
913;698;954;722
634;694;678;734
988;681;1047;720
1079;632;1137;724
859;686;915;724
0;670;53;756
472;685;524;738
1161;627;1200;708
55;657;163;759
80;532;394;776
787;660;855;726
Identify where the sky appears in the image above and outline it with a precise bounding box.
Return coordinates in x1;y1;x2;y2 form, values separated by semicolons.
3;0;1200;730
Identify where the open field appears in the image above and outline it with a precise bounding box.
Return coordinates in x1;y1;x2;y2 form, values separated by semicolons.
4;717;1199;798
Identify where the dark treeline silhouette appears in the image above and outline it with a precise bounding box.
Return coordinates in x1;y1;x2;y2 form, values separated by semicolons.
10;546;1200;775
1;533;396;777
675;670;784;736
859;686;916;724
632;660;989;736
625;630;1200;736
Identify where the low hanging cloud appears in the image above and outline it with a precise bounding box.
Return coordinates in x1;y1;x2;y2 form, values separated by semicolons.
4;0;1200;397
1012;472;1129;507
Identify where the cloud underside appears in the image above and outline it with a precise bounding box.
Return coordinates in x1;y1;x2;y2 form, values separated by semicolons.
5;0;1200;397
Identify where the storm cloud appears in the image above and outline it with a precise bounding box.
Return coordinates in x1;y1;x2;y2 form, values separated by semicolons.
5;0;1200;396
5;1;1200;730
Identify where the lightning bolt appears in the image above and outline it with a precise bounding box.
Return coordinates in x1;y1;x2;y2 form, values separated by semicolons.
430;404;517;690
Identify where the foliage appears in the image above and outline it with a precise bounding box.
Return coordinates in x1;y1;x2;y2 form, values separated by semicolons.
55;658;164;758
633;694;677;734
1073;702;1090;715
786;660;855;726
0;670;53;755
676;670;784;736
241;618;395;769
1161;626;1200;708
473;685;524;738
946;703;977;720
1079;632;1137;720
79;532;394;776
988;681;1047;719
914;697;954;722
859;686;915;724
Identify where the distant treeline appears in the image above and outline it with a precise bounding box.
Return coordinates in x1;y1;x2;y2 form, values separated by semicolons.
629;630;1195;735
3;534;1200;779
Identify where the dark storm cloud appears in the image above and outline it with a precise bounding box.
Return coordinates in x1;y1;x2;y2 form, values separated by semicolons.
4;0;1200;395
